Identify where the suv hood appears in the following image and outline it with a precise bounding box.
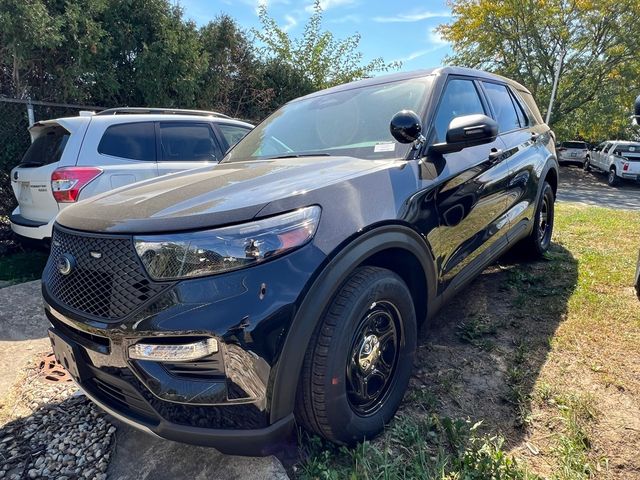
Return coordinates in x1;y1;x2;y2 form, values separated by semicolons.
57;156;396;233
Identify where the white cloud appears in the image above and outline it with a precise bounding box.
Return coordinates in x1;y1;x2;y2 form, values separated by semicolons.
373;10;450;23
329;13;362;24
427;27;448;46
282;14;298;31
305;0;358;13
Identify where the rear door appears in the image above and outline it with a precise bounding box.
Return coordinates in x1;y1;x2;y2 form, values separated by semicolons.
423;76;514;293
77;121;158;199
481;81;548;241
10;119;87;222
155;121;224;176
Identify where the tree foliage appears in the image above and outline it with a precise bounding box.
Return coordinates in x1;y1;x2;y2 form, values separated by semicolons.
255;0;400;90
439;0;640;141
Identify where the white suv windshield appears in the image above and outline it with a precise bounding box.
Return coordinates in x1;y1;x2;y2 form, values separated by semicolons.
224;77;432;162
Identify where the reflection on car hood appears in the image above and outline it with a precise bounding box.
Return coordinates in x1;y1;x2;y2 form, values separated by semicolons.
56;156;395;233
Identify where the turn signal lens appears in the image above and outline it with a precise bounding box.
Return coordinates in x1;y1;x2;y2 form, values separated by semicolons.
51;167;102;203
129;338;219;362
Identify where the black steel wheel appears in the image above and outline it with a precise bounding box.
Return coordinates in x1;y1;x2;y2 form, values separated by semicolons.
346;301;400;416
295;266;416;445
514;181;555;258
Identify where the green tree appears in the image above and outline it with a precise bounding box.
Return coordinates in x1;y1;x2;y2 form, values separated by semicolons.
254;0;400;90
439;0;640;140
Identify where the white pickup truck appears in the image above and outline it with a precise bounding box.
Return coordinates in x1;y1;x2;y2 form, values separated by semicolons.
585;140;640;186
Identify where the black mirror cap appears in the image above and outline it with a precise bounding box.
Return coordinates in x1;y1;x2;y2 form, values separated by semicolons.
430;114;499;154
390;110;423;144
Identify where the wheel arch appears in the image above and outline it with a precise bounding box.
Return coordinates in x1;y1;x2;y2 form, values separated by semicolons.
268;223;437;423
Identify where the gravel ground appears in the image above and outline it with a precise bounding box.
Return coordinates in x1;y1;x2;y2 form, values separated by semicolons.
0;358;115;480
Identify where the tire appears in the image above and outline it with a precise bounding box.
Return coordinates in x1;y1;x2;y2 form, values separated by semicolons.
608;167;619;187
515;181;555;258
295;266;417;445
583;157;590;172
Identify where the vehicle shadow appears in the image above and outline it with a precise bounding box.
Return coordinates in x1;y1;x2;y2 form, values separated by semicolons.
410;242;578;450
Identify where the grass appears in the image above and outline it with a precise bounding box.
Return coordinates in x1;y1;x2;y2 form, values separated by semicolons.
0;250;48;283
295;203;640;479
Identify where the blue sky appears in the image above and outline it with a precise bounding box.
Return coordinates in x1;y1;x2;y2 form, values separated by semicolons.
176;0;453;73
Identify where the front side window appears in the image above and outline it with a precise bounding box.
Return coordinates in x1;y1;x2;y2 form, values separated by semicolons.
218;124;251;148
483;82;521;133
98;122;155;161
158;122;218;162
224;77;433;162
432;79;486;143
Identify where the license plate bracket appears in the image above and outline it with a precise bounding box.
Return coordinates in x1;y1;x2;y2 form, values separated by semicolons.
48;330;81;381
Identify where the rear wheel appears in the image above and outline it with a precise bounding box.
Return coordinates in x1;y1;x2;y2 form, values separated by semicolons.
515;181;555;258
295;266;416;445
608;167;619;187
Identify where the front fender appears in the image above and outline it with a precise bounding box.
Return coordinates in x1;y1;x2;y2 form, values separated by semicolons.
268;224;436;423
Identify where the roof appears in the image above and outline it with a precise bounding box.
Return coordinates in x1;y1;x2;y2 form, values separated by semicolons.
32;114;253;129
293;66;533;103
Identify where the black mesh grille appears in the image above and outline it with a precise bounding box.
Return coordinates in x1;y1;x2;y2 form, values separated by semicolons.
44;227;169;321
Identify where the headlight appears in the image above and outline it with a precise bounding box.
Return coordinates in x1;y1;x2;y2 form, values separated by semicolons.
134;206;321;280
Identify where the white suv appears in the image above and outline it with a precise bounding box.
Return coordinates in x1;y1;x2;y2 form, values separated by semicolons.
585;140;640;186
10;108;253;241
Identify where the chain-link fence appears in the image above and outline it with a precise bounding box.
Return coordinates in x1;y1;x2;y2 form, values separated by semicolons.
0;98;104;217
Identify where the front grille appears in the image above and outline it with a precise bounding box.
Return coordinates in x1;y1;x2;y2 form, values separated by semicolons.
44;227;168;321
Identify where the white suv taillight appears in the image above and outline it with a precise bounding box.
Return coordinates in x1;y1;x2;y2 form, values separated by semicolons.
51;167;102;203
623;162;630;172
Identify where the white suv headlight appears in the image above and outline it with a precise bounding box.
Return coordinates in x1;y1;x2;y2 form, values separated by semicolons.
134;206;321;280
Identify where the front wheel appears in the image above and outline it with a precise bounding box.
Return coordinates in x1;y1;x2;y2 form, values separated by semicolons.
608;168;619;187
515;181;555;258
583;157;591;172
295;266;416;445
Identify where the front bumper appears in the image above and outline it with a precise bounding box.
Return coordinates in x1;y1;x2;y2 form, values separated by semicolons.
43;238;325;454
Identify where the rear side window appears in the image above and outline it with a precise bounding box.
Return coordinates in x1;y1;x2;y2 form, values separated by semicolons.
98;122;155;161
20;125;70;167
482;82;520;133
158;122;219;162
518;91;544;125
218;124;251;148
433;79;486;143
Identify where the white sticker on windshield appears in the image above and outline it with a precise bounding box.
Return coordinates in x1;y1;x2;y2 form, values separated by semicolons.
374;142;396;153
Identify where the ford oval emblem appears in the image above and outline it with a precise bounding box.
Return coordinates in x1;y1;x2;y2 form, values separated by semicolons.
57;254;75;276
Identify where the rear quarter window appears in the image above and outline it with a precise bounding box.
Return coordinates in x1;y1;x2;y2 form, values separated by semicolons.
20;125;70;167
98;122;156;161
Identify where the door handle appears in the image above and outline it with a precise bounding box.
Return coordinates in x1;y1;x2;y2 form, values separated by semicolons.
489;148;503;163
530;132;540;142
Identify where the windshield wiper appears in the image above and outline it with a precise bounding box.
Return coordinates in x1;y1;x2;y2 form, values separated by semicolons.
266;153;332;159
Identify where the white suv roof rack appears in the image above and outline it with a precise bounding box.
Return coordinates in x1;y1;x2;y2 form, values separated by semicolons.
95;107;230;119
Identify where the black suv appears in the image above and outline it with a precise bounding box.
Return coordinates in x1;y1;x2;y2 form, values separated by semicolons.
43;67;558;455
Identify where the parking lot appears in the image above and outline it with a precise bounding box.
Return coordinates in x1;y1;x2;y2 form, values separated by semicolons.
557;163;640;210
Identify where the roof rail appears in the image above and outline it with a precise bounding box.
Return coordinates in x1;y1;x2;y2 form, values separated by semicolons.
95;107;230;119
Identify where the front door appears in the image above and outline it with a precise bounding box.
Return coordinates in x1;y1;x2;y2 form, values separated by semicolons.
155;121;224;177
421;77;514;294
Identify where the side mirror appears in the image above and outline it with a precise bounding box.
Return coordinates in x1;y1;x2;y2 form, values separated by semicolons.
430;114;499;154
390;110;424;144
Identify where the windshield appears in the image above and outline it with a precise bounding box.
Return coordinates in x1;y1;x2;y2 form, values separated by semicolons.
563;141;586;149
224;77;433;162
